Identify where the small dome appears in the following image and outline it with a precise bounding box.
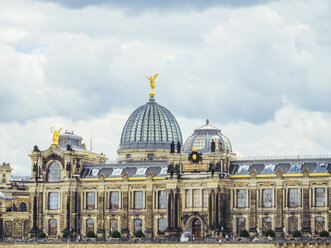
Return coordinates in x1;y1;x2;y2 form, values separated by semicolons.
59;131;83;149
120;97;182;150
183;120;232;153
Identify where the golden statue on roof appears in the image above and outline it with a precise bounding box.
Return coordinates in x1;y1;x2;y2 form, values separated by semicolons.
146;73;159;97
51;127;62;145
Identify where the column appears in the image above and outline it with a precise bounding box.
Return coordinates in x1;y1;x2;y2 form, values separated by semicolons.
249;188;257;234
120;190;129;237
301;187;311;233
167;190;173;229
145;188;154;238
275;188;283;237
208;190;212;228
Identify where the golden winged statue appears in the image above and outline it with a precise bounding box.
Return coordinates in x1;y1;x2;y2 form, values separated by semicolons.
146;73;159;97
51;127;62;145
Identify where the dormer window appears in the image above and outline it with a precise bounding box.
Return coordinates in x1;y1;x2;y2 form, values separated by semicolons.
136;167;147;176
112;168;123;176
263;164;276;173
315;163;328;172
147;154;154;160
159;167;168;175
289;163;302;173
89;168;100;177
237;164;250;174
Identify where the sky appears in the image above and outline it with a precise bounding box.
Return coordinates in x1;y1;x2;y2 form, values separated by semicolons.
1;0;331;175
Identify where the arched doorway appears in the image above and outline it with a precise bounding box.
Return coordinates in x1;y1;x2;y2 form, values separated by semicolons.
192;218;201;238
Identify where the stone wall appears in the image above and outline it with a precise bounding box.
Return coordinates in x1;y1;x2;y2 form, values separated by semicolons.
0;243;330;248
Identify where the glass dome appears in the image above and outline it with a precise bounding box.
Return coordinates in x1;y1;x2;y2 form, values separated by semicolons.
120;97;182;150
183;120;232;153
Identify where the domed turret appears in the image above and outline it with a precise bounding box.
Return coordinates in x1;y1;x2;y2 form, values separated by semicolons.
120;97;182;151
183;120;232;153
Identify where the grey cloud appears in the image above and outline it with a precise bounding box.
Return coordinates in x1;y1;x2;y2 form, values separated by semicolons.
40;0;276;10
1;0;331;126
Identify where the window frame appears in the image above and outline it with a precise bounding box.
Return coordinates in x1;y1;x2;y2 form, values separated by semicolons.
134;191;144;209
87;192;96;210
237;189;247;208
110;191;119;209
49;192;59;210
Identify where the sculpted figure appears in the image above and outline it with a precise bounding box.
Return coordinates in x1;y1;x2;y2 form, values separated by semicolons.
170;141;175;153
51;127;62;145
146;73;159;97
177;140;181;153
146;73;158;90
211;139;215;152
218;140;222;152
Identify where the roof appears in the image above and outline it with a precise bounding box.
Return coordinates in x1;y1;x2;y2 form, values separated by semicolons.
230;158;331;177
80;161;169;180
183;120;232;153
120;97;182;150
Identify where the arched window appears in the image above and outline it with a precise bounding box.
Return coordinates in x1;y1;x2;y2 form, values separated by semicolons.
86;219;94;233
134;218;142;232
315;216;325;233
288;216;298;234
262;217;272;233
48;162;61;182
48;219;57;236
23;220;29;237
110;219;118;232
19;202;27;212
4;220;13;237
158;218;167;233
237;217;246;234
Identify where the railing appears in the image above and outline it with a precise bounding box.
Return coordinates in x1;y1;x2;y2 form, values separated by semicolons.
237;154;331;161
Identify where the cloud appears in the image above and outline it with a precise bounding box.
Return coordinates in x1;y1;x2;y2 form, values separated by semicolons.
39;0;276;11
1;0;331;125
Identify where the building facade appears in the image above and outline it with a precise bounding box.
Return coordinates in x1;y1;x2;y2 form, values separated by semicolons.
0;91;331;240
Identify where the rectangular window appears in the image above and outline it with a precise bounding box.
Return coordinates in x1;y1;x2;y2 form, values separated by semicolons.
185;190;192;208
110;192;119;209
289;188;299;207
315;188;325;207
262;189;273;208
134;191;144;209
193;189;201;208
237;189;247;208
87;192;96;210
158;191;167;209
49;192;58;210
126;154;131;159
202;190;208;208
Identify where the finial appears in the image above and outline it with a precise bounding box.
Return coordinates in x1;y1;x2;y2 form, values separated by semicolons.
51;127;62;145
206;119;209;125
146;73;159;98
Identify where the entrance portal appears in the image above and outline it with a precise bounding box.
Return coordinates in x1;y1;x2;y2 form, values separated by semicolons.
192;218;201;238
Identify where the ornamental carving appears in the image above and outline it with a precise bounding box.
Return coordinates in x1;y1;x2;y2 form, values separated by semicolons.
43;154;64;169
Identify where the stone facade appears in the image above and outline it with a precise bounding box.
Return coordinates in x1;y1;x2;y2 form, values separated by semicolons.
0;96;331;241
